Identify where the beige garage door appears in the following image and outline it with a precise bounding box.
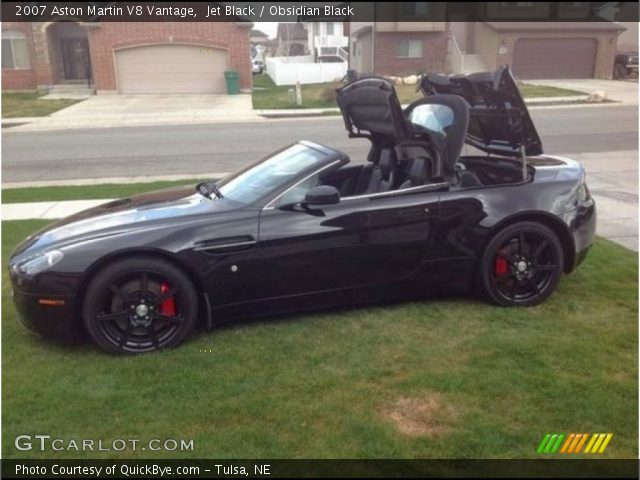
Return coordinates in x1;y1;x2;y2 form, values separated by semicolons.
115;44;228;94
513;38;596;79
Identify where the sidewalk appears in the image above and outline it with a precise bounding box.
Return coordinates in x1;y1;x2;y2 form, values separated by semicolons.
1;117;42;128
2;199;114;221
532;79;638;105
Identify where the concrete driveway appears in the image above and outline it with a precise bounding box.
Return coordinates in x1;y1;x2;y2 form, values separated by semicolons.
11;93;262;132
532;78;639;104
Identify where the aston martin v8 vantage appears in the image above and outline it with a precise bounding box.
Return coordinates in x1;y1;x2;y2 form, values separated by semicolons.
9;67;596;354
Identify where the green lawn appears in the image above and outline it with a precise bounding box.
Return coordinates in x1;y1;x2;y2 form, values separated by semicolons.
518;84;587;98
252;74;422;109
2;92;83;118
252;74;587;110
2;220;637;459
2;179;208;204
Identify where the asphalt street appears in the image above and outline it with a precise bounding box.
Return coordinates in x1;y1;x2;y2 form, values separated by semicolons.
2;104;638;183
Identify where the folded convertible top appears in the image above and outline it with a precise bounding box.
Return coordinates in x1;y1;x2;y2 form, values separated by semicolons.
418;66;543;157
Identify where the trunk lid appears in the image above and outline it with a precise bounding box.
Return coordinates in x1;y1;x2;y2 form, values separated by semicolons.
418;66;543;158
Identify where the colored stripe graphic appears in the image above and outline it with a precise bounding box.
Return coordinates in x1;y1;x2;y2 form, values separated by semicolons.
574;433;589;453
560;433;575;453
551;434;565;453
585;433;614;454
539;433;613;454
538;433;565;453
598;433;614;453
537;434;551;453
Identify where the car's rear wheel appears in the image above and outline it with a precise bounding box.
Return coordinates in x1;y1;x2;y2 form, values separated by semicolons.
83;257;198;354
480;222;564;306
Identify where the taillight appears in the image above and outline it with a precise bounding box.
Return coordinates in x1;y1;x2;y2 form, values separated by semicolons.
578;177;591;203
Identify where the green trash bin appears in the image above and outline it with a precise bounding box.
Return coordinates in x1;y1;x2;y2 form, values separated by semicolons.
224;71;239;95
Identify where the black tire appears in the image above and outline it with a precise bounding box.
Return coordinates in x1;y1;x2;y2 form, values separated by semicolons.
83;257;198;354
480;222;564;307
614;64;628;79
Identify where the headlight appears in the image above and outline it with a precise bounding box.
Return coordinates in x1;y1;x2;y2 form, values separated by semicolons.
13;250;64;276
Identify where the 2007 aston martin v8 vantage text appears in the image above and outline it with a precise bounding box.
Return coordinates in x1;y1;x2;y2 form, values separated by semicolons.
9;67;596;354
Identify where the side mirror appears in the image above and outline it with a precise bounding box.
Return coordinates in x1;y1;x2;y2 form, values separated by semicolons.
303;185;340;206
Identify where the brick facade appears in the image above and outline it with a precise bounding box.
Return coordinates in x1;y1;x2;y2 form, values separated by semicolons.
87;22;251;93
2;22;251;92
1;22;37;90
373;31;448;76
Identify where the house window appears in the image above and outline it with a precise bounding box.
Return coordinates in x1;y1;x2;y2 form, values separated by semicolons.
2;30;30;69
396;39;423;58
402;2;430;17
499;2;534;7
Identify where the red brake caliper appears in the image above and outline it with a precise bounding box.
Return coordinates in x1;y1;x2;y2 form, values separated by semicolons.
160;282;176;316
495;253;508;276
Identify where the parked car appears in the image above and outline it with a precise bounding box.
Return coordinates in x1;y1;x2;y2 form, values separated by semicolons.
9;66;595;354
252;59;265;74
613;52;638;79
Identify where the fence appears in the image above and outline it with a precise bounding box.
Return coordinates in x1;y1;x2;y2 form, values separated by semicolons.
265;56;348;86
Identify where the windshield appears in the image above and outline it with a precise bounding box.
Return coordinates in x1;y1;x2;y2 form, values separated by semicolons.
216;143;329;205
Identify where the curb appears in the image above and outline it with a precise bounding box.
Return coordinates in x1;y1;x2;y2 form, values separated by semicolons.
3;97;617;127
2;173;227;189
256;96;609;119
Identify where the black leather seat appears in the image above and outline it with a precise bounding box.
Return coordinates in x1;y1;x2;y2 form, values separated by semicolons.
364;148;398;194
399;157;431;189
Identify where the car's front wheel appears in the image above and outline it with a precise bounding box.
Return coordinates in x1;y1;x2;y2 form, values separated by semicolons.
83;257;198;354
614;63;628;79
480;222;564;306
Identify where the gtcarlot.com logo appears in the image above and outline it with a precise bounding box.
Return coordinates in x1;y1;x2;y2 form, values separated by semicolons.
15;434;194;452
537;433;613;454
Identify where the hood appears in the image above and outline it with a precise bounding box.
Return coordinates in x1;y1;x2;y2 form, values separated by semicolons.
11;186;236;257
418;66;543;158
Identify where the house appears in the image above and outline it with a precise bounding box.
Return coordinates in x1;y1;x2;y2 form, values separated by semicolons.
593;3;637;52
250;29;270;46
267;22;349;86
276;23;309;57
305;22;349;62
617;21;638;52
349;2;625;79
250;29;270;60
2;21;252;94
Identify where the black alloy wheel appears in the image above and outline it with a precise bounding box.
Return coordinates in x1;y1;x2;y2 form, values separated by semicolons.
480;222;564;306
83;257;198;354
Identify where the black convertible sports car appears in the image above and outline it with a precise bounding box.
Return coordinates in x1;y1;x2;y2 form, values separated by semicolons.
9;67;596;354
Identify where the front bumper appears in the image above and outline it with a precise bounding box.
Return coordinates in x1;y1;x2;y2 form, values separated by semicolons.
572;198;596;270
11;286;84;343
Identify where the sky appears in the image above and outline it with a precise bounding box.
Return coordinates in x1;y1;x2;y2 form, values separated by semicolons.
253;22;280;39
